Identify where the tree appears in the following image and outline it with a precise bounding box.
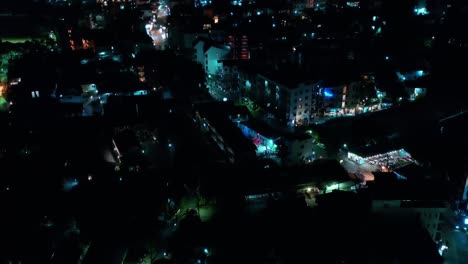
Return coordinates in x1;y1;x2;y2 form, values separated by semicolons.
206;68;240;101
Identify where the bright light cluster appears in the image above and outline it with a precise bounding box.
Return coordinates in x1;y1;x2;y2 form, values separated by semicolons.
414;7;429;15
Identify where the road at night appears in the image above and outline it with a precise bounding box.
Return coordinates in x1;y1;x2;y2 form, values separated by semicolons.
145;1;169;50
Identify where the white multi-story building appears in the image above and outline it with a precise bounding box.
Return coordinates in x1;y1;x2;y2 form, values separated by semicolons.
280;80;321;126
193;38;231;75
238;69;321;126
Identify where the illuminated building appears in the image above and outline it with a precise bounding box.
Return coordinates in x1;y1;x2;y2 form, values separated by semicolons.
238;120;319;165
193;38;231;75
234;65;323;126
238;120;281;156
347;147;414;171
226;35;250;60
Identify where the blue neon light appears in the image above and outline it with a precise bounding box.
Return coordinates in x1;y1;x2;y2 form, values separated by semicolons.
324;88;333;98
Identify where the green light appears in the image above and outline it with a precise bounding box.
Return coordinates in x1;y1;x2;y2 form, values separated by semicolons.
0;97;8;112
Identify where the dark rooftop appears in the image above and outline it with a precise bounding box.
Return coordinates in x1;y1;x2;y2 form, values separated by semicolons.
284;160;351;186
368;177;449;201
394;163;430;180
195;102;256;154
260;66;317;89
0;15;45;40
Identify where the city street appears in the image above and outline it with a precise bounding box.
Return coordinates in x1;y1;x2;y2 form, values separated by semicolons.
145;1;169;50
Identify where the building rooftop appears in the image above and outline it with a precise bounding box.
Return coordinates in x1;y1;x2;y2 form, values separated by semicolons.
368;177;449;201
283;160;351;186
210;116;257;154
0;14;45;41
394;163;429;180
193;37;230;53
260;66;317;89
195;102;256;154
348;144;403;158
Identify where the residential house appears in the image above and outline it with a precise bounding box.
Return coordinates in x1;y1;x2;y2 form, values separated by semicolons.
193;38;231;75
237;66;321;126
